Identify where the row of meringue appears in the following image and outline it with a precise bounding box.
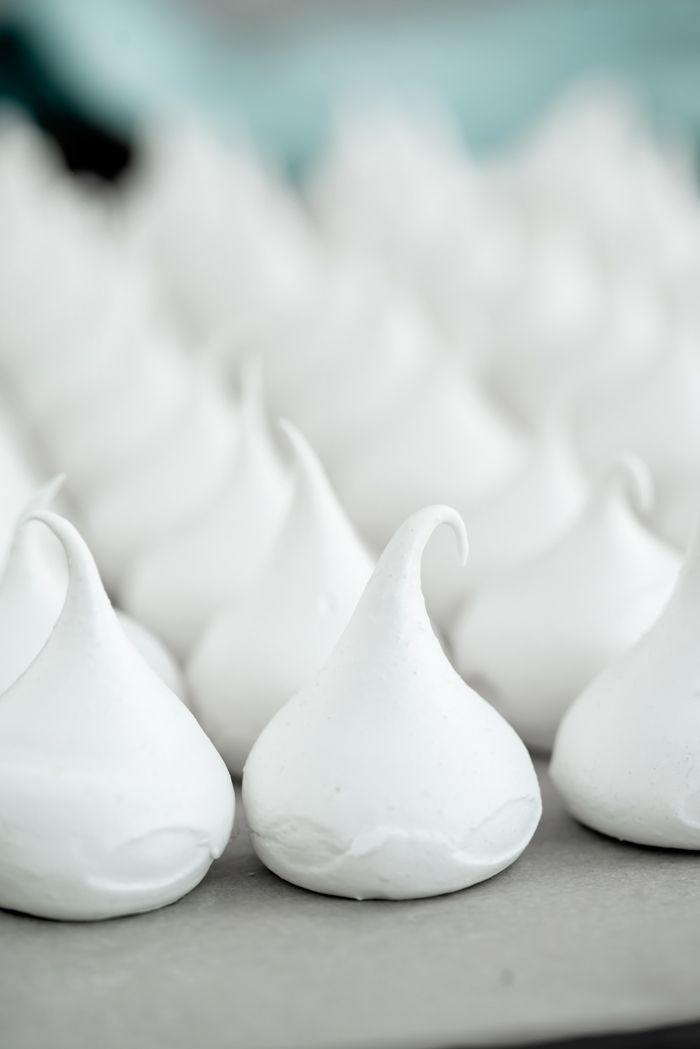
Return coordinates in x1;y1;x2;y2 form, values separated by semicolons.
0;501;540;918
1;113;692;768
0;504;234;920
309;94;700;548
0;394;186;698
121;104;700;553
3;491;695;923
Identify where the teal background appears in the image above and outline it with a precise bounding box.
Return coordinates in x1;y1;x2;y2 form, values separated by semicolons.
9;0;700;168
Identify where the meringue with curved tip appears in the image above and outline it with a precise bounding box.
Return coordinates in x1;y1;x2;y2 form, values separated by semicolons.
0;510;234;921
243;505;541;901
450;458;680;752
188;420;374;776
551;515;700;848
121;361;290;658
0;480;187;701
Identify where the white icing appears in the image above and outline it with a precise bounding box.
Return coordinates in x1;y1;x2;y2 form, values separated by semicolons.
0;481;187;700
450;458;680;751
551;518;700;848
120;361;290;658
0;510;233;920
188;421;373;776
243;505;541;900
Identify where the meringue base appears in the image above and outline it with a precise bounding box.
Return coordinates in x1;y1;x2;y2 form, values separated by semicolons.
246;795;541;901
0;832;224;922
550;758;700;851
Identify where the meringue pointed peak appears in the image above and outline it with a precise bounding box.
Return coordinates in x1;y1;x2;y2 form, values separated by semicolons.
26;511;114;635
6;475;65;569
276;417;330;501
242;502;539;900
353;505;468;632
376;502;468;583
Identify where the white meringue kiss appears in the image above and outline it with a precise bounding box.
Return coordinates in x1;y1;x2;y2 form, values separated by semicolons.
0;481;186;700
188;421;373;776
243;505;541;900
451;458;680;751
551;517;700;848
0;511;233;920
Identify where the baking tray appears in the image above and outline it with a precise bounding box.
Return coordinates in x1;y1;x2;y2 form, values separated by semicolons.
2;761;699;1049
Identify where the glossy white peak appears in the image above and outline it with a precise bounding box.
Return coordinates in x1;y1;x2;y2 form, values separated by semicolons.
0;481;67;696
243;506;541;901
83;366;238;591
451;458;680;752
0;511;234;921
188;421;373;776
551;516;700;848
121;361;290;659
0;480;187;701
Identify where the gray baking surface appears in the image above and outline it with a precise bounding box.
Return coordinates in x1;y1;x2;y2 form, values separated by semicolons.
1;762;699;1049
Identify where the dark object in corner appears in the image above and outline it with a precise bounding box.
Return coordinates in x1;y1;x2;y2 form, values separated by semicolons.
0;22;132;180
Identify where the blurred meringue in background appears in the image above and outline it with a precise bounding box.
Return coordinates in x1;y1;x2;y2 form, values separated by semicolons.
3;0;700;918
2;76;700;767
